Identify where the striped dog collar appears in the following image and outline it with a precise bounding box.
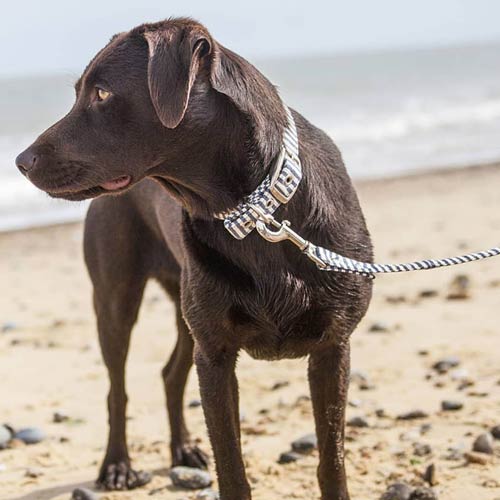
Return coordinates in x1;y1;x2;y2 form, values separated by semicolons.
214;105;302;240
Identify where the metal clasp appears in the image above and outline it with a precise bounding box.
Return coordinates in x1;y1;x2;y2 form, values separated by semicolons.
250;204;327;269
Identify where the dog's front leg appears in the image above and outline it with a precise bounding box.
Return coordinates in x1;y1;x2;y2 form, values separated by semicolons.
308;341;351;500
194;339;251;500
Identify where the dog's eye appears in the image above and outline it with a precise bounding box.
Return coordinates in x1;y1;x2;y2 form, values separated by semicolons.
96;88;111;102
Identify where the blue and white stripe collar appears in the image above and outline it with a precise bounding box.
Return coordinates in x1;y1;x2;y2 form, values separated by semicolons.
214;105;302;240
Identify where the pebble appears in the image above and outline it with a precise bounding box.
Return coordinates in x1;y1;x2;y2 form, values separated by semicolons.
420;423;432;435
1;322;17;333
369;322;390;333
464;451;491;465
278;451;303;464
188;399;202;408
271;380;289;390
195;489;220;500
25;467;43;478
472;433;494;454
380;482;413;500
441;400;463;411
446;274;471;300
71;487;99;500
444;446;464;461
432;357;460;374
14;427;45;445
347;416;369;428
397;410;429;421
423;463;437;486
350;369;369;384
450;368;469;381
419;289;438;298
491;425;500;440
170;466;212;490
400;430;421;442
291;433;317;454
0;425;12;448
53;411;70;423
413;443;432;457
409;487;438;499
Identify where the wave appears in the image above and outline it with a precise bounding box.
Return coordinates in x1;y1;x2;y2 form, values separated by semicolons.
330;98;500;143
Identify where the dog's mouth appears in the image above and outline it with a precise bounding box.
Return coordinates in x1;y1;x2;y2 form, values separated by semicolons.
47;175;133;201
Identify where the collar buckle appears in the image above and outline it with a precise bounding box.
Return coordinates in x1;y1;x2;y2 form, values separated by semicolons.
269;146;300;204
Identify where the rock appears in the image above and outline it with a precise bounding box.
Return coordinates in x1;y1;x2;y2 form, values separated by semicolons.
446;274;471;300
369;322;390;333
196;489;220;500
170;466;212;490
413;443;432;457
25;467;43;478
347;416;369;428
188;399;202;408
278;451;303;464
348;398;362;408
71;487;99;500
359;381;376;391
441;400;463;411
472;433;494;454
423;463;437;486
1;322;17;333
491;425;500;440
397;410;429;421
450;368;469;381
420;423;432;435
432;357;460;374
53;411;70;423
0;425;12;448
291;433;317;454
386;295;407;304
445;446;464;461
271;380;289;390
376;408;388;418
380;482;413;500
14;427;45;445
350;369;369;384
419;289;438;298
464;451;491;465
410;487;438;499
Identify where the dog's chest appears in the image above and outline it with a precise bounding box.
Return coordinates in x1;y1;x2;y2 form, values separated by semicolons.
225;277;335;360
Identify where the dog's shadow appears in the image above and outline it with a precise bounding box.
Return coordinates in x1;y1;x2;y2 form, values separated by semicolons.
7;479;96;500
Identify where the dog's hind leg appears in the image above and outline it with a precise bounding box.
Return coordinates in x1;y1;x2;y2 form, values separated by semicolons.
159;287;209;469
84;200;152;491
308;341;351;500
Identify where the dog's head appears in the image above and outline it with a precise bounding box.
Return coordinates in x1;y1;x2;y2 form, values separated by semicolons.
16;18;286;212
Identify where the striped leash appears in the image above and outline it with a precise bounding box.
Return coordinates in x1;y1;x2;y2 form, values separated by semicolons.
216;103;500;279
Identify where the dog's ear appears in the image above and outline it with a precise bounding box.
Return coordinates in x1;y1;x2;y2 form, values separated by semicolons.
145;27;211;129
210;45;286;164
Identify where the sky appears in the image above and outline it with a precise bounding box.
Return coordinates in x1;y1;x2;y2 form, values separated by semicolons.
1;0;500;77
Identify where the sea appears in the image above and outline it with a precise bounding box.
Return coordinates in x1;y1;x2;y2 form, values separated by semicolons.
2;42;500;232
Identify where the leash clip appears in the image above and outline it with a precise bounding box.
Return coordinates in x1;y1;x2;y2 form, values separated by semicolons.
250;204;327;269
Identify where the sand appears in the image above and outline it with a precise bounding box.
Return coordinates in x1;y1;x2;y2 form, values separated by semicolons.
0;163;499;500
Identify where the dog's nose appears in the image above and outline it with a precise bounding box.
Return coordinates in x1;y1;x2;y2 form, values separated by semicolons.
16;148;39;175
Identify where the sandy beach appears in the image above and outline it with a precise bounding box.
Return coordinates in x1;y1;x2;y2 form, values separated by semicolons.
0;163;499;500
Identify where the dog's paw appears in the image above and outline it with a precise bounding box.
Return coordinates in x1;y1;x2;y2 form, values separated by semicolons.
96;461;151;490
173;442;210;469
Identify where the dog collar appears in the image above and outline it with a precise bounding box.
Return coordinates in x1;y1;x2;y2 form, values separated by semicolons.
214;105;302;240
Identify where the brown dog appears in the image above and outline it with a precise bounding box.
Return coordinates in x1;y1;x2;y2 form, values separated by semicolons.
16;17;373;500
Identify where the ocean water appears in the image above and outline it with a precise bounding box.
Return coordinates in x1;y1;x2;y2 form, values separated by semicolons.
2;42;500;231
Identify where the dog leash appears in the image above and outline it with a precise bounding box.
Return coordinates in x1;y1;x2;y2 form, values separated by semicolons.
215;105;500;279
